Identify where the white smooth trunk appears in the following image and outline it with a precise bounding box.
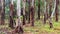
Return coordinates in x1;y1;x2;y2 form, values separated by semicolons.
16;0;21;27
31;0;34;7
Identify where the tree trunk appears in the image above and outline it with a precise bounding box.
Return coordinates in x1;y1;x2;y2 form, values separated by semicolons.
44;0;47;24
49;18;53;28
21;8;23;16
44;13;46;24
49;3;52;18
22;0;26;25
0;0;1;24
28;0;30;24
0;0;5;25
30;0;34;26
28;0;31;24
30;6;34;26
38;0;40;19
14;0;24;34
46;4;49;19
9;0;14;28
55;0;59;22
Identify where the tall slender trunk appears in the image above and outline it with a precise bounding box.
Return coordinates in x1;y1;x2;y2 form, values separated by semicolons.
30;0;34;26
44;0;47;24
28;0;31;24
55;0;59;22
22;0;26;25
14;0;23;34
46;4;49;19
0;0;5;25
38;0;40;19
9;0;14;28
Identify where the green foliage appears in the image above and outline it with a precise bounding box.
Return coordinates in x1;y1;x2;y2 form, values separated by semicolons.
5;6;9;15
23;20;60;34
35;0;43;6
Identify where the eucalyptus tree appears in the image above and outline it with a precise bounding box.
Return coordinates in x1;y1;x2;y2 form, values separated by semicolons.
14;0;24;34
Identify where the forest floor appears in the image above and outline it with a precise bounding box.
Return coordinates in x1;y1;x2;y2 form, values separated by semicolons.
0;19;60;34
